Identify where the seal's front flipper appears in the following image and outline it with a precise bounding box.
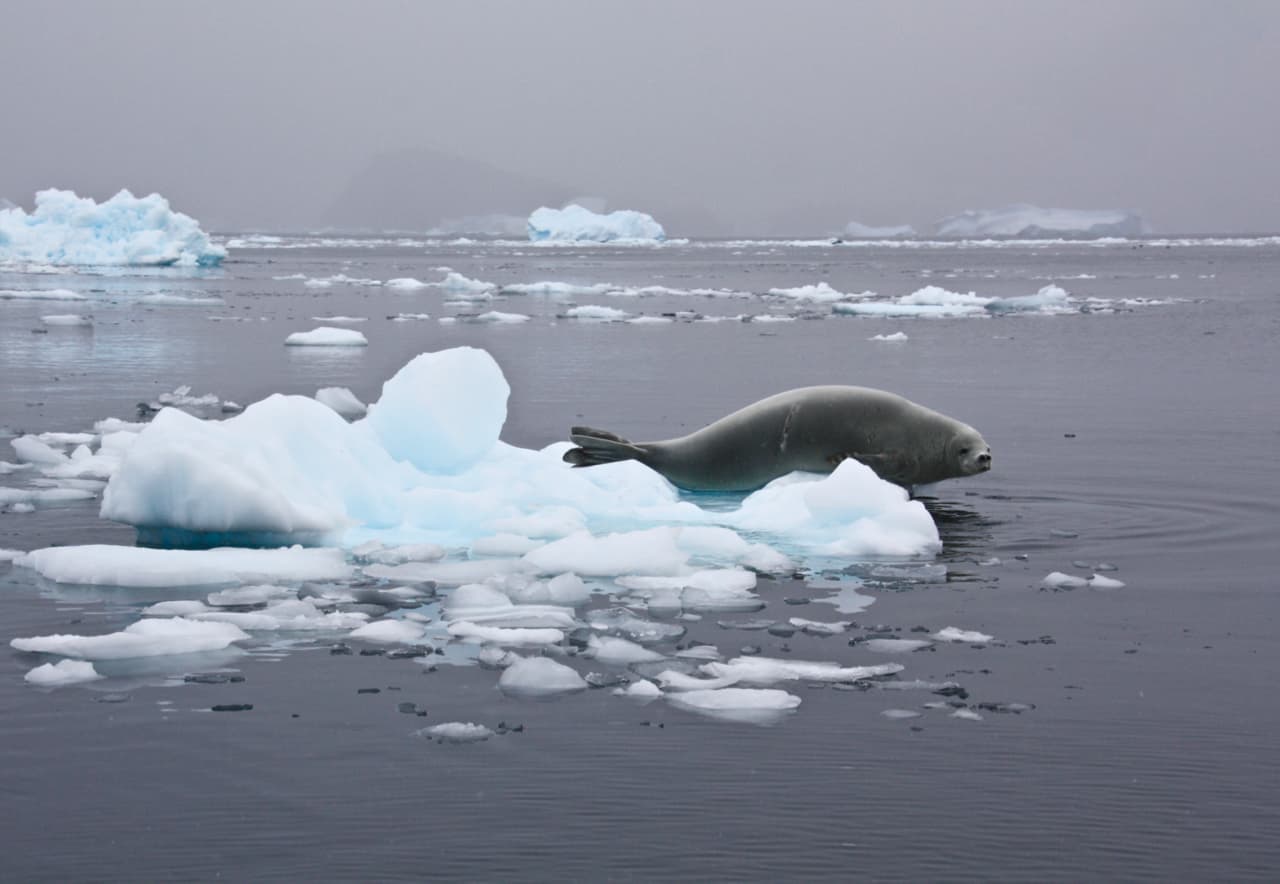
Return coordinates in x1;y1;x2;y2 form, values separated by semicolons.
564;426;648;468
828;450;912;485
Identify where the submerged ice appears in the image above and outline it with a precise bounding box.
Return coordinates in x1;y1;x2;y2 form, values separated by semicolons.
0;189;226;266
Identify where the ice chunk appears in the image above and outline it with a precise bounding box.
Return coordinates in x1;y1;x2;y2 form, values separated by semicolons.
0;288;88;301
985;285;1071;314
0;548;25;562
502;281;616;297
1041;572;1089;590
0;189;225;266
613;678;661;700
284;327;369;347
1089;573;1126;590
767;282;856;303
702;656;903;686
862;638;931;653
12;436;69;465
315;387;368;418
41;314;93;327
564;305;630;321
11;617;248;659
497;656;587;697
349;619;427;644
587;608;686;644
416;722;494;743
24;659;103;686
448;622;564;647
666;687;800;724
528;204;665;243
385;277;432;290
16;545;351;587
206;584;293;606
881;708;922;720
788;617;852;635
935;205;1148;238
524;528;689;577
584;635;666;665
932;627;993;643
870;332;908;342
439;272;495;297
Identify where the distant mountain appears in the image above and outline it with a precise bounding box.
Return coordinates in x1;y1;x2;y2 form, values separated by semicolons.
321;148;576;232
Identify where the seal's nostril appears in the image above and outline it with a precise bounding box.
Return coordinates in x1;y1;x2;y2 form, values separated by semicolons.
978;453;991;463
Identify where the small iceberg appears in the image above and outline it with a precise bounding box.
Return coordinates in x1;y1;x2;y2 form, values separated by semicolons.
0;189;226;266
527;204;665;243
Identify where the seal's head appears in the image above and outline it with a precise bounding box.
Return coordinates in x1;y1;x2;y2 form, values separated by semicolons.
948;427;992;477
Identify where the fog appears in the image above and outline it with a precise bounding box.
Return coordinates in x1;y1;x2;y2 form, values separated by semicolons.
3;0;1277;234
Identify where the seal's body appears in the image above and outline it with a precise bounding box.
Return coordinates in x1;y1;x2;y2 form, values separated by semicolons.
564;385;991;492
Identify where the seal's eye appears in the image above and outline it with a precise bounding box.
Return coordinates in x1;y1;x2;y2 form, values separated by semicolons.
958;447;970;455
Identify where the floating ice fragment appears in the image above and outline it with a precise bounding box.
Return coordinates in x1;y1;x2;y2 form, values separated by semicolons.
564;305;630;321
41;314;92;327
788;617;852;635
584;635;666;665
935;205;1147;238
206;584;292;606
12;436;69;465
285;327;369;347
416;722;494;743
24;659;104;686
951;708;983;721
16;545;352;587
0;288;88;301
439;272;496;297
475;311;531;324
862;638;931;654
666;687;800;724
349;619;427;644
613;679;661;700
932;627;993;643
701;656;903;687
448;622;564;647
385;277;432;290
1089;573;1126;590
498;656;587;697
870;332;908;342
1041;572;1089;590
881;708;922;720
11;618;248;660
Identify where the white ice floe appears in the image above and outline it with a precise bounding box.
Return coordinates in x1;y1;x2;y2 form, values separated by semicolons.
870;332;908;342
932;627;993;643
310;316;368;324
349;619;426;644
0;288;88;301
385;277;432;290
665;687;801;724
613;679;662;700
1041;571;1090;590
11;435;69;465
862;638;931;654
448;622;565;647
0;548;25;562
698;656;903;687
475;311;531;324
24;659;104;686
527;204;665;243
439;271;496;297
1089;573;1126;590
140;294;224;306
416;722;495;743
11;617;248;660
788;617;852;635
41;314;92;327
303;273;381;288
935;205;1148;238
16;545;352;587
768;282;867;303
285;327;369;347
502;281;617;297
584;635;666;665
497;656;587;697
0;189;226;266
315;387;368;418
564;305;630;321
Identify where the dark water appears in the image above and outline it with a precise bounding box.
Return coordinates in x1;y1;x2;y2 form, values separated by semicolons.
2;237;1279;881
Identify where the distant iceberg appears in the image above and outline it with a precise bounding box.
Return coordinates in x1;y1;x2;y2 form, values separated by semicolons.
0;189;226;266
527;204;666;243
426;213;528;237
934;204;1148;238
842;221;916;238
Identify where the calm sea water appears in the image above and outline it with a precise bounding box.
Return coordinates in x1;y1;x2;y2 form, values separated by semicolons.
2;236;1278;881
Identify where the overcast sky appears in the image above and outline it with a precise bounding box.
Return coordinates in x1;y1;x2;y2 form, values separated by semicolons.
4;0;1278;234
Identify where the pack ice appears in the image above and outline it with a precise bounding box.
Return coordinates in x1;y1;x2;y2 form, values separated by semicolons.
0;189;226;266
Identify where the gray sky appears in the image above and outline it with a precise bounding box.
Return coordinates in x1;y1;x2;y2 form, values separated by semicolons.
4;0;1278;234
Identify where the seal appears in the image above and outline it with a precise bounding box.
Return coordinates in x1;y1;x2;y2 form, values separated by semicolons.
563;385;991;492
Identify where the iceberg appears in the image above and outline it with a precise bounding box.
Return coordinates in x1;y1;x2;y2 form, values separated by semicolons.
0;189;226;266
934;204;1148;238
527;204;666;243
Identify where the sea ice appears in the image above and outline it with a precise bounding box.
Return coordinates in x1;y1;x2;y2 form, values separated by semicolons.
416;722;494;743
665;687;801;724
768;282;857;303
932;627;993;643
474;311;531;323
497;656;587;697
1041;572;1090;590
448;622;565;647
0;189;226;266
584;635;666;665
385;277;432;290
564;305;630;321
439;271;496;297
24;659;104;686
284;327;369;347
843;222;916;238
862;638;931;653
1089;573;1126;590
613;678;661;700
349;619;427;644
11;617;248;660
527;204;665;243
870;332;908;342
16;545;352;587
698;656;903;687
41;314;93;327
0;288;88;301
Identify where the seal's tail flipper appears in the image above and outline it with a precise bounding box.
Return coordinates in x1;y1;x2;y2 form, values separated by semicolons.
563;426;647;468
